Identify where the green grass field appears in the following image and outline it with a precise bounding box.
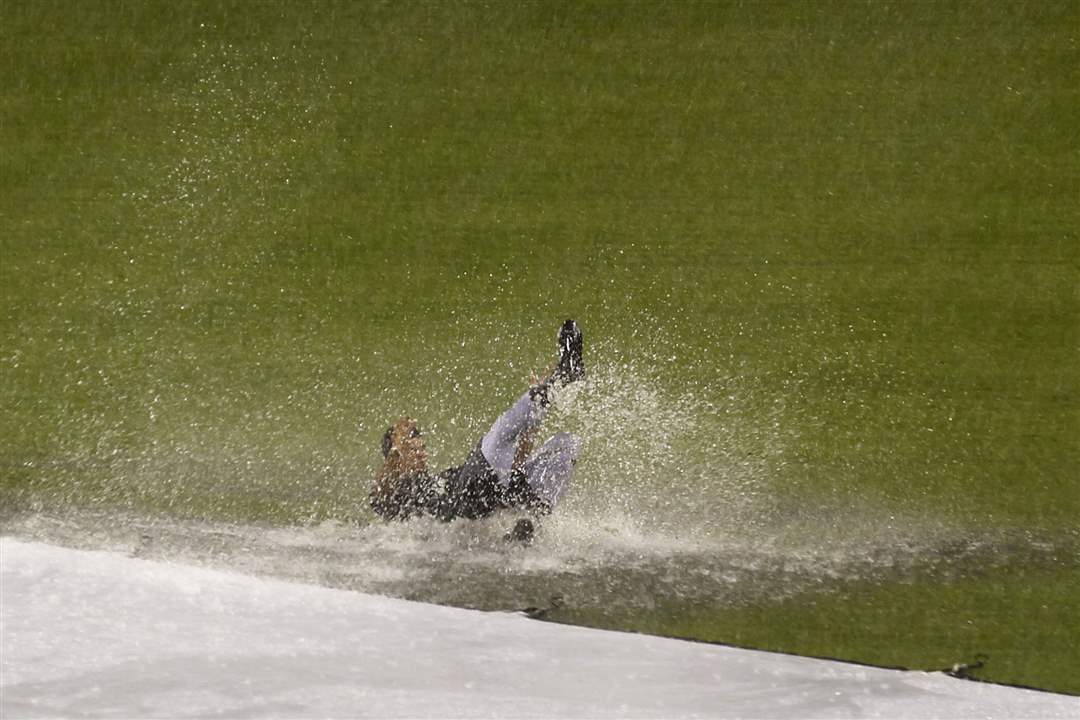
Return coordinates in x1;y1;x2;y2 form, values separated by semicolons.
557;551;1080;694
3;0;1078;693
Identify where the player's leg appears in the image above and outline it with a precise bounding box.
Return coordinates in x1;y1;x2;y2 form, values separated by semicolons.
480;389;548;486
480;319;585;488
519;431;580;508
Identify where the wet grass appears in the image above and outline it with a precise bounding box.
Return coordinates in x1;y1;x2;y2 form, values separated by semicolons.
3;0;1077;527
2;0;1078;694
554;560;1080;696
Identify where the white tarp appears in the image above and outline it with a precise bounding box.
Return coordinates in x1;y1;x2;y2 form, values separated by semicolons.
2;538;1076;719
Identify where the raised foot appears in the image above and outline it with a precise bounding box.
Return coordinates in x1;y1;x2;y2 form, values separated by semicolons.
553;319;585;386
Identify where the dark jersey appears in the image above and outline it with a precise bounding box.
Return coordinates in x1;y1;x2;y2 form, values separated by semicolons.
370;442;549;522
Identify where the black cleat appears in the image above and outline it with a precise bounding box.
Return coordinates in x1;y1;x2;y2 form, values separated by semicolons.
553;319;585;386
504;518;535;545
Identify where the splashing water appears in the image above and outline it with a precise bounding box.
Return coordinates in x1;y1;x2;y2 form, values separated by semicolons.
5;355;1071;620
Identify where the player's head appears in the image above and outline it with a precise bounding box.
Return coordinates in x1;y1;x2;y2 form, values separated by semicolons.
381;417;425;459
